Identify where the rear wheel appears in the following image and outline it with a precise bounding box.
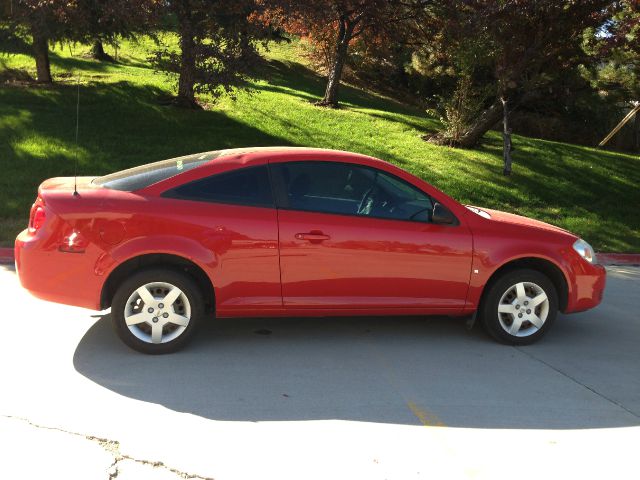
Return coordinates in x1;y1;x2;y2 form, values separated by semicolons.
479;269;558;345
111;269;205;354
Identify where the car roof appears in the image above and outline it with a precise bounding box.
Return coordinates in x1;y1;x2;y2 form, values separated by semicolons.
136;146;466;217
201;146;378;161
134;147;393;196
197;146;392;172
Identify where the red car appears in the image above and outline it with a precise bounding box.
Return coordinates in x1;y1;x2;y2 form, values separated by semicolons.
15;147;606;353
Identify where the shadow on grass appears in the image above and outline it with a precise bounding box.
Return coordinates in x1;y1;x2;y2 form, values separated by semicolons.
0;80;292;243
2;52;638;251
473;135;640;207
259;59;427;121
459;134;640;250
48;49;126;74
251;59;429;166
366;111;437;133
247;102;410;168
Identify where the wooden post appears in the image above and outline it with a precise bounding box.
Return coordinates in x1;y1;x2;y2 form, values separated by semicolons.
634;106;640;152
501;97;513;176
598;103;640;147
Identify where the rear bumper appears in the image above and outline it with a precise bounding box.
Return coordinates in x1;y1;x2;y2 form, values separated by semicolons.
565;260;606;313
15;229;103;310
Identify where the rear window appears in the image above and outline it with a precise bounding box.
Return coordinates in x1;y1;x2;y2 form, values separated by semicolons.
93;151;223;191
163;165;273;207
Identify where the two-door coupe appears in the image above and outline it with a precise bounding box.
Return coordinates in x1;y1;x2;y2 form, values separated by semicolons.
15;147;606;353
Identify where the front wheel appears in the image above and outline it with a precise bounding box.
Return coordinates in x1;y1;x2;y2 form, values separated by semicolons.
111;269;205;354
479;269;558;345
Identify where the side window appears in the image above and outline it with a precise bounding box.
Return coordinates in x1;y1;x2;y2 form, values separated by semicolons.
371;171;433;222
163;165;273;207
273;161;433;222
274;162;374;216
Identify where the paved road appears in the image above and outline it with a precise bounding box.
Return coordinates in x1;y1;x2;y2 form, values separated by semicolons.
1;264;639;479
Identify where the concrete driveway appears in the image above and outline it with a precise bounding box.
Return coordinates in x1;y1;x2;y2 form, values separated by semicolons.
1;263;639;479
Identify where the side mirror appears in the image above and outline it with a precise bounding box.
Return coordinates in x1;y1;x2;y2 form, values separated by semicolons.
432;202;456;225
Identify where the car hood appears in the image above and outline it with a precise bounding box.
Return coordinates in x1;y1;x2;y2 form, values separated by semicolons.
467;206;576;238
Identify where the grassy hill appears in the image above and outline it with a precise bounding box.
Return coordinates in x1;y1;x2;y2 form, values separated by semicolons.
1;38;639;251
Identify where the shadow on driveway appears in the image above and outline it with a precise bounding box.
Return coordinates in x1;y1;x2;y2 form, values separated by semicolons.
73;268;640;430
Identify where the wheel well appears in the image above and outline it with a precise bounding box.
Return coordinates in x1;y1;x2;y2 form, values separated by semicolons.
481;257;569;312
100;254;215;313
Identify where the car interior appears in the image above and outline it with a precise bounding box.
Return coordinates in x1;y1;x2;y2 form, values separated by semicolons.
279;162;434;222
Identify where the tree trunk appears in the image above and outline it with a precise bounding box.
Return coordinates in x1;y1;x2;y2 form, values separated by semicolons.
451;89;545;148
634;107;640;152
32;32;52;84
90;40;115;62
176;18;199;108
318;18;355;108
425;99;503;148
501;97;513;176
453;99;504;148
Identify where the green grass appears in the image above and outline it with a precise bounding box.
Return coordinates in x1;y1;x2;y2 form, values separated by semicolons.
1;37;639;251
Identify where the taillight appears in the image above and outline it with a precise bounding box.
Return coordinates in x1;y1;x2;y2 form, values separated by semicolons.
59;230;88;253
28;205;46;233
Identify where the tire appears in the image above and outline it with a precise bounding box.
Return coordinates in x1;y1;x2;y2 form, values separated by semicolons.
479;268;558;345
111;268;205;354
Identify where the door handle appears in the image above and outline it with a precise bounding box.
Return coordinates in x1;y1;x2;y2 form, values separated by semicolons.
295;232;330;242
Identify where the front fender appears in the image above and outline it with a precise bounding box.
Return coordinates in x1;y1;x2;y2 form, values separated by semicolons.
466;244;573;312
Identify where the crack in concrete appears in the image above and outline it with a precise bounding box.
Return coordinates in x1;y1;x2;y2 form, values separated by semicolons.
514;347;640;420
2;415;215;480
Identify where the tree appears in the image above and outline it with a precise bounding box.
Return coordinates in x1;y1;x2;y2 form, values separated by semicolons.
417;0;614;149
1;0;74;83
262;0;417;108
1;0;159;82
68;0;160;62
151;0;265;108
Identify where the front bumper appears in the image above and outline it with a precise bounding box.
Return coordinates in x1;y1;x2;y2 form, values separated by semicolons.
565;260;606;313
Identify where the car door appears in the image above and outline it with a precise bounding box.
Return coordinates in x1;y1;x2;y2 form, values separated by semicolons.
161;163;282;312
270;160;473;311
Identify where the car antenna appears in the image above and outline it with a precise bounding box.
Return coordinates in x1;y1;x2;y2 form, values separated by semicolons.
73;73;80;197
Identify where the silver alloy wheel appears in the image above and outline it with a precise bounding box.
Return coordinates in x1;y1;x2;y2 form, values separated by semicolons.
124;281;191;344
497;281;549;337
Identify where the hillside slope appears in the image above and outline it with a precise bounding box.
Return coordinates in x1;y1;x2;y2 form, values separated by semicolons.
0;38;638;251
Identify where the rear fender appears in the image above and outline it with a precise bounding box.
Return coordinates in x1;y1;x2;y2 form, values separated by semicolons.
95;235;217;278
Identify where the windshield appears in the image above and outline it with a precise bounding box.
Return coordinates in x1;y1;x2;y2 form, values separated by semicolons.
93;151;223;191
466;205;492;219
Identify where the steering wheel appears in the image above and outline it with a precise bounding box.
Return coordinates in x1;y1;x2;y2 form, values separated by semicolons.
409;206;432;221
357;187;374;215
358;187;399;216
